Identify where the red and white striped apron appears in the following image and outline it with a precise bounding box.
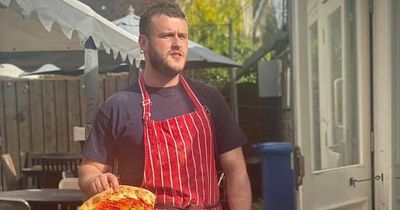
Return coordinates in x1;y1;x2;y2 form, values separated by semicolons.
138;75;221;210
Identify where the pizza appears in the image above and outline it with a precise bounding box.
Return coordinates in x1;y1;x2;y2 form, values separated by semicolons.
79;185;156;210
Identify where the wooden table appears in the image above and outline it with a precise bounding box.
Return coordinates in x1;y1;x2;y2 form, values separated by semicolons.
0;189;86;210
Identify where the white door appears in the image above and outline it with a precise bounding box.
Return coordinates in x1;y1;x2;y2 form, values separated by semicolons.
293;0;372;209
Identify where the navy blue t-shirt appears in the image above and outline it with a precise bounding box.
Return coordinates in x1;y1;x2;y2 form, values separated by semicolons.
82;78;247;186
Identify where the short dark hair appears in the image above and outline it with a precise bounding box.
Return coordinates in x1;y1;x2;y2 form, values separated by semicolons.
139;2;186;36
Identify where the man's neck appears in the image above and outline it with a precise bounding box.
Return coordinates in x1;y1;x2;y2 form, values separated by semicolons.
142;68;180;88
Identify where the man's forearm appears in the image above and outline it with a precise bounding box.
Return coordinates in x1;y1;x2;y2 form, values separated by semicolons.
226;170;252;210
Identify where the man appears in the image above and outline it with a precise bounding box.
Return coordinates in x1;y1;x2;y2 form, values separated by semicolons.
79;2;251;210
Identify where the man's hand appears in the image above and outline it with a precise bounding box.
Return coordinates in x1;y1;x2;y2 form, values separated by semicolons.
88;172;120;195
79;159;120;197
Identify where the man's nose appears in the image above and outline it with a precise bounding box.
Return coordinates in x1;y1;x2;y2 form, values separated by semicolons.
171;36;182;48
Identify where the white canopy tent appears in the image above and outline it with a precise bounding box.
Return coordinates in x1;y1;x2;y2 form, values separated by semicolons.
0;0;140;59
0;0;141;125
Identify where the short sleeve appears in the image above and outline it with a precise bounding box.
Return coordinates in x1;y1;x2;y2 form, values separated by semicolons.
81;107;117;165
211;90;248;154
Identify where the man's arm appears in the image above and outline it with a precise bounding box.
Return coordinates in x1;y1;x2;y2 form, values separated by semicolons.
220;147;252;210
79;158;120;197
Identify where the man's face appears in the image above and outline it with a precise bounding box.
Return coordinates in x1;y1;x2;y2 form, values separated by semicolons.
143;14;189;77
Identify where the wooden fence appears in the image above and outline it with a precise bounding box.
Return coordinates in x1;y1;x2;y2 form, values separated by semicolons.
0;73;131;177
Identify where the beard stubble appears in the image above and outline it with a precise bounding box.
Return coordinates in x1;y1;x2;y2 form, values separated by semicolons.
147;44;186;78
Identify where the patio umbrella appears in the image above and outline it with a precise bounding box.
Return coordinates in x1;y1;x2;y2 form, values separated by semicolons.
0;63;40;79
22;63;84;75
113;8;240;69
0;63;25;78
23;63;61;75
185;41;239;69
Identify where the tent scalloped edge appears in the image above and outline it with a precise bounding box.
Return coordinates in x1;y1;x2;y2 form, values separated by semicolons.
1;0;140;65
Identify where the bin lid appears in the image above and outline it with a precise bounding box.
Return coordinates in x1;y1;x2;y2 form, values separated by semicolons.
253;142;293;154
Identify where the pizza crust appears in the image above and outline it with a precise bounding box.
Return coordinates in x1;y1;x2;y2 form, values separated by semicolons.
79;185;156;210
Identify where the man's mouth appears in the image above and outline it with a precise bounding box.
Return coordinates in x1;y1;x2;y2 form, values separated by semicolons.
170;51;183;58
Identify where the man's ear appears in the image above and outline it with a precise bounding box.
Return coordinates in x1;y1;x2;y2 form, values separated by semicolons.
139;34;147;52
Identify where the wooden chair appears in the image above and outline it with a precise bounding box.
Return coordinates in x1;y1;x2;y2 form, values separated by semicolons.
24;152;43;168
1;153;22;190
39;154;81;188
0;197;31;210
23;152;43;188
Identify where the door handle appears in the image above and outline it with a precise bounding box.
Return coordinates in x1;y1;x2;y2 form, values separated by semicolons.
349;173;384;187
333;78;344;128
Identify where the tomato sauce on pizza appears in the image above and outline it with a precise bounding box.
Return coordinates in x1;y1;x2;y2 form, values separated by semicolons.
95;197;153;210
79;185;156;210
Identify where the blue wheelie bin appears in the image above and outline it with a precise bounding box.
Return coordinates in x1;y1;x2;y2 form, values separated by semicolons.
253;142;294;210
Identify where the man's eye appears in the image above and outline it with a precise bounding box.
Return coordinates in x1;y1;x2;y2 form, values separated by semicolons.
160;34;170;38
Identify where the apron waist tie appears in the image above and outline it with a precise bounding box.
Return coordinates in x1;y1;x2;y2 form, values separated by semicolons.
156;201;221;210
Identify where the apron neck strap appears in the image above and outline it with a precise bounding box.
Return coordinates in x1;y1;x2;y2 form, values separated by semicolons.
179;75;204;111
138;75;151;120
138;74;205;120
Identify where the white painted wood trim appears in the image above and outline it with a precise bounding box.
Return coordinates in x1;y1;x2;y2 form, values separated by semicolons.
373;0;393;209
292;0;310;209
